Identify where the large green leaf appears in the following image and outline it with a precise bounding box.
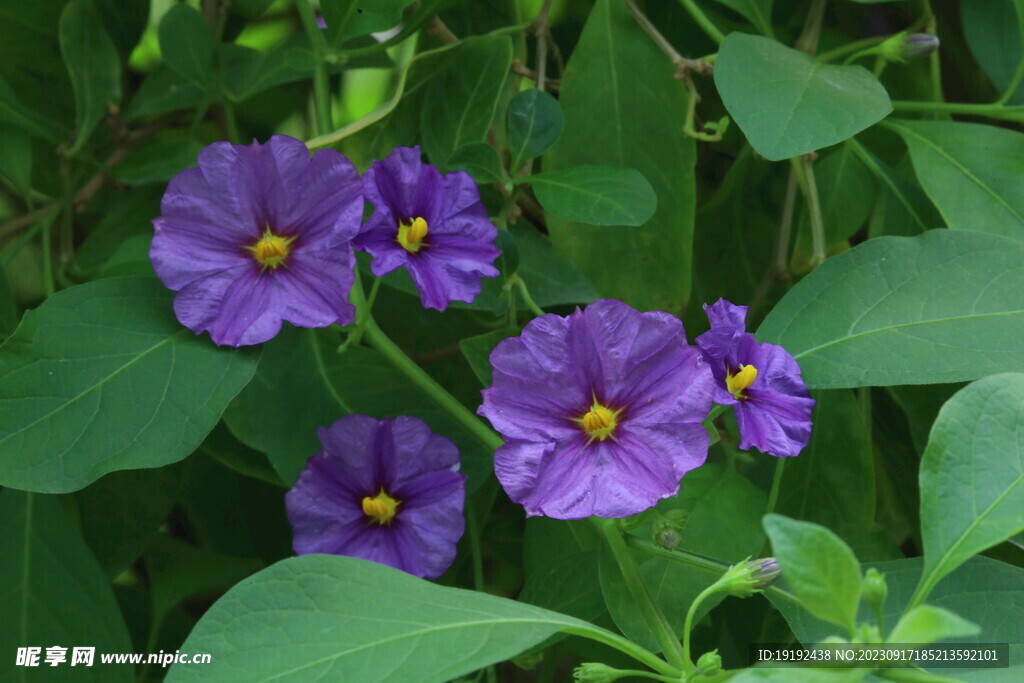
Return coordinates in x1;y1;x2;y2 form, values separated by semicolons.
545;0;696;311
522;166;657;227
158;4;214;89
420;33;512;167
0;490;133;682
757;230;1024;389
715;33;892;161
916;374;1024;604
224;327;492;489
776;390;874;538
59;0;122;155
962;0;1024;104
166;554;654;682
0;277;259;493
764;514;862;633
511;224;600;307
888;120;1024;240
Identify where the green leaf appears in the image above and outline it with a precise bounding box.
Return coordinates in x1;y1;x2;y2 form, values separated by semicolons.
0;277;259;493
166;554;645;682
776;390;874;539
506;88;564;170
459;327;519;387
0;490;133;682
962;0;1024;104
545;0;696;311
916;374;1024;604
124;65;205;122
757;230;1024;389
511;224;600;307
73;464;183;577
420;34;513;167
602;465;766;652
764;514;862;633
158;4;214;89
320;0;359;46
59;0;123;155
112;133;203;186
712;0;775;36
0;74;64;143
888;605;980;644
888;120;1024;240
224;328;492;490
448;142;505;184
850;139;941;236
715;33;892;161
522;166;657;227
0;124;32;198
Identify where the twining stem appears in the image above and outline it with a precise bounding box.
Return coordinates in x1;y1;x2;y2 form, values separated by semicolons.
531;0;552;93
794;156;827;266
773;168;798;275
594;518;688;671
681;583;720;676
628;0;710;77
676;0;725;45
295;0;333;136
997;55;1024;105
509;274;545;318
765;457;787;517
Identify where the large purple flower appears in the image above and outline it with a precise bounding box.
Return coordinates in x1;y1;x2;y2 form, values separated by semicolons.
696;299;815;458
285;414;466;579
150;135;362;347
478;299;715;520
354;146;500;311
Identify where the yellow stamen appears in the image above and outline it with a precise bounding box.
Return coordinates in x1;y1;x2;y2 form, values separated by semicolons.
574;396;622;443
245;227;296;270
726;364;758;399
361;489;400;525
397;216;429;253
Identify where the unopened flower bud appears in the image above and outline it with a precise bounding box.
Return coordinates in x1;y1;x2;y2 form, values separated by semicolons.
862;567;888;611
654;525;681;550
696;649;723;677
878;31;939;63
573;662;623;683
717;557;779;598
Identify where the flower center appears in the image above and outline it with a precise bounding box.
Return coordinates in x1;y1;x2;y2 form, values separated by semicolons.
246;227;295;270
576;397;622;443
361;489;400;525
726;364;758;399
397;216;429;253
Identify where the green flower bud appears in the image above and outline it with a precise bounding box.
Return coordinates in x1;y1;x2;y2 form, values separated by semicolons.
878;31;940;63
573;662;624;683
696;649;723;677
654;525;681;550
862;567;888;611
717;557;780;598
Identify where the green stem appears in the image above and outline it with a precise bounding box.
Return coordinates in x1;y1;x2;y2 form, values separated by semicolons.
296;0;333;136
510;274;545;318
223;99;241;144
891;100;1024;121
676;0;725;45
997;54;1024;105
594;518;688;671
765;457;786;517
681;584;719;676
817;35;888;63
799;156;827;266
363;317;504;452
560;626;681;679
466;508;486;593
41;207;54;297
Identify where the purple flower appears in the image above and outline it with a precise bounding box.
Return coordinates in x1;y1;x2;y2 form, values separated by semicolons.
478;299;715;520
696;299;815;458
285;414;466;579
354;146;500;311
150;135;362;347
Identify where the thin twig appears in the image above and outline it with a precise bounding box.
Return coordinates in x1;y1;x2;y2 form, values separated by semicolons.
509;61;560;91
532;0;552;93
425;15;458;44
627;0;712;78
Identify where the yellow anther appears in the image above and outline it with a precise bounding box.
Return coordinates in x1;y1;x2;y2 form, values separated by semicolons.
361;489;400;525
246;227;295;270
726;364;758;399
575;397;622;443
397;216;429;253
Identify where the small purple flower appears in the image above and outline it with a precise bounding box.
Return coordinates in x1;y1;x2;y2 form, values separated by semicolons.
151;135;362;347
285;414;466;579
696;299;815;458
478;299;715;520
354;146;500;311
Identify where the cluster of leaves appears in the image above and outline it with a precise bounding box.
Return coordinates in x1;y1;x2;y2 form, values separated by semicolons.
1;0;1024;681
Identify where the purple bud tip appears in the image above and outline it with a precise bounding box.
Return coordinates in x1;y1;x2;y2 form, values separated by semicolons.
902;33;940;60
